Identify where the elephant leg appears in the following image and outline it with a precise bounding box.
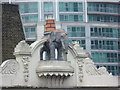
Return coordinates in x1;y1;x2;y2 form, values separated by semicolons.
49;43;56;60
40;47;45;60
63;51;67;61
46;50;50;60
57;47;63;60
47;51;50;60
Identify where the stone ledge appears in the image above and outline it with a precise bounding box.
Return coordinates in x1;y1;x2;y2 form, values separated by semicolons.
36;60;74;77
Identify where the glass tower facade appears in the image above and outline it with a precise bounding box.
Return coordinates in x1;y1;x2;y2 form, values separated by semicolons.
87;2;119;75
18;2;38;40
1;0;120;75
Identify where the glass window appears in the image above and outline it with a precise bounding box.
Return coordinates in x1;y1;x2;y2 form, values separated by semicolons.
88;15;119;23
88;3;119;14
118;29;120;37
22;15;38;23
59;2;83;12
91;39;118;50
59;15;64;21
90;27;119;38
60;14;83;22
44;2;53;12
92;52;118;63
69;15;74;21
118;41;120;50
19;2;38;13
24;27;37;38
67;26;85;37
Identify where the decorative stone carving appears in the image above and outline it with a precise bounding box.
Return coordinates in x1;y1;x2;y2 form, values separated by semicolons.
98;67;111;75
36;61;74;87
77;59;84;82
72;41;110;77
0;59;19;74
84;58;110;75
72;41;87;82
14;40;31;82
22;56;30;82
14;40;31;55
72;41;88;58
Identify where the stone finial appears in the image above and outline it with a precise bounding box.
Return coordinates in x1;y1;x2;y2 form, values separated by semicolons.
72;41;84;51
14;40;31;55
84;58;111;75
98;67;111;75
72;41;80;47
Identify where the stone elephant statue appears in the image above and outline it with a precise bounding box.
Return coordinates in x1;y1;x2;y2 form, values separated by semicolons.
40;31;68;60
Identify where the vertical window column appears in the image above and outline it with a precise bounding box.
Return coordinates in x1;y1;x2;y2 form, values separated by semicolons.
84;0;88;22
55;1;59;21
85;26;91;53
38;1;42;21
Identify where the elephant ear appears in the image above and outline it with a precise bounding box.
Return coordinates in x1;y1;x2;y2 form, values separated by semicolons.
62;33;69;47
0;59;19;74
50;32;56;42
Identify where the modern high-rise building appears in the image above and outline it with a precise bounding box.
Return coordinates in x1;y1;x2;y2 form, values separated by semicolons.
1;0;120;75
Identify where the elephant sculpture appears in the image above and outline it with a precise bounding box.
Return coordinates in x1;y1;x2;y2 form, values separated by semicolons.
40;31;68;60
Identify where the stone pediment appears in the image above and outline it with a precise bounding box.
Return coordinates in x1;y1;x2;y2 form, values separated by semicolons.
0;40;118;88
